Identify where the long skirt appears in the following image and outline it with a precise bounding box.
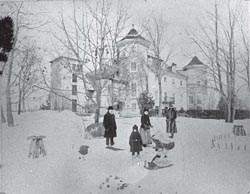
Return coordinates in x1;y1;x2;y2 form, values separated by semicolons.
140;127;152;145
166;119;177;134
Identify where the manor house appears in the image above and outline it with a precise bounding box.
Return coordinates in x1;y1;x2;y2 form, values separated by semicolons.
50;26;214;116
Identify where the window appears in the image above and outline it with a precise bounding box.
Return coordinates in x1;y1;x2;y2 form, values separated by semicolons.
72;73;77;82
131;103;137;112
164;92;167;101
77;64;83;72
72;64;76;71
197;94;202;104
173;94;175;104
72;99;77;112
164;77;167;82
121;48;127;57
72;85;77;95
189;95;194;104
172;78;175;84
180;80;183;86
155;90;158;100
130;62;137;72
131;82;137;96
181;94;183;103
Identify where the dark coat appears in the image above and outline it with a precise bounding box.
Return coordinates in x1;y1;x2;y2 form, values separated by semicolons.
103;112;117;138
129;131;143;152
140;114;152;130
166;108;177;133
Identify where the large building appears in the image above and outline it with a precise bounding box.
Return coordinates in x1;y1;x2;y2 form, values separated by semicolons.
50;26;214;116
50;56;86;112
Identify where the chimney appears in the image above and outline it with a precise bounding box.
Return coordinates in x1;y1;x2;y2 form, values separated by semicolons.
172;63;177;73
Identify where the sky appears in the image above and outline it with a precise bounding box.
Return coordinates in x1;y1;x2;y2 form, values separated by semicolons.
0;0;250;101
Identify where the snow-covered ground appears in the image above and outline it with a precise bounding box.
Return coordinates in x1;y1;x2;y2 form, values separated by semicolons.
1;110;250;194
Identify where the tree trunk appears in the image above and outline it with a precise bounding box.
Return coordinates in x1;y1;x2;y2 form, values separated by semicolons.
22;82;26;112
18;77;22;115
1;106;6;123
22;97;26;112
18;90;22;115
230;95;235;123
145;74;149;93
6;52;14;127
158;78;162;117
94;88;102;123
226;98;231;123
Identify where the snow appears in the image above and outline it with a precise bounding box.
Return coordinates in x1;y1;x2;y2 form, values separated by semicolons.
1;110;250;194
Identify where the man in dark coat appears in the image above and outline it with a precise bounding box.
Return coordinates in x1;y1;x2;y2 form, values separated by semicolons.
103;106;117;146
166;104;177;138
129;125;143;157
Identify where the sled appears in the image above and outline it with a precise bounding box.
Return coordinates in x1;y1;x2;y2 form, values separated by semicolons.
144;161;173;170
106;146;124;151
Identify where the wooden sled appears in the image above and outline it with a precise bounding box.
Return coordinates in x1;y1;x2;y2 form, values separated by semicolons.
105;146;124;151
144;161;173;170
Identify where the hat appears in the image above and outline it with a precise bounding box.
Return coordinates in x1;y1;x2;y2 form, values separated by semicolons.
133;125;138;130
108;106;113;110
144;108;149;112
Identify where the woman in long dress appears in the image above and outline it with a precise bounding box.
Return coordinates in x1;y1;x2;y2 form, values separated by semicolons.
140;108;153;147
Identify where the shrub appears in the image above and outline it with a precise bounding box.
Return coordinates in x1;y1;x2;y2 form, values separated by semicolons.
137;91;155;115
84;123;105;139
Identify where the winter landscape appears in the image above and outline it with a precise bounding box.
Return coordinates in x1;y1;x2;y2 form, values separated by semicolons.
1;111;250;194
1;0;250;194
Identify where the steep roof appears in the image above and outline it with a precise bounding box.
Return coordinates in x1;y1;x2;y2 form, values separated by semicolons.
183;56;205;71
119;25;146;42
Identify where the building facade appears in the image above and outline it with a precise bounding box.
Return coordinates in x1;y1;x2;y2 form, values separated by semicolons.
50;56;86;112
50;27;214;116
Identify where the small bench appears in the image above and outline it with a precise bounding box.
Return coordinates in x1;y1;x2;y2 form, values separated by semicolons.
233;125;246;136
27;136;46;158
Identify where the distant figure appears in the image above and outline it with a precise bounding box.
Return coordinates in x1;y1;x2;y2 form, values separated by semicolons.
166;104;177;138
103;106;117;146
140;108;153;147
129;125;143;158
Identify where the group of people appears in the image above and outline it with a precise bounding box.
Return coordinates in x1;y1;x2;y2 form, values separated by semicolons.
103;105;177;157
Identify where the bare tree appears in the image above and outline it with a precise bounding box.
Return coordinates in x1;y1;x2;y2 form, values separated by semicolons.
188;0;242;123
1;2;48;126
238;26;250;94
143;14;173;116
53;0;130;123
11;43;42;114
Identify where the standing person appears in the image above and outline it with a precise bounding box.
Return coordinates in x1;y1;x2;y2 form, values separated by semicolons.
103;106;117;146
166;104;177;138
140;108;153;147
129;125;143;158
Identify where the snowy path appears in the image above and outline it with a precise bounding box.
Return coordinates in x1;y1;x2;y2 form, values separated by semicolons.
1;111;250;194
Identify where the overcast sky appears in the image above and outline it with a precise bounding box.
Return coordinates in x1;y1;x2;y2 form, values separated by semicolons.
1;0;246;63
1;0;250;101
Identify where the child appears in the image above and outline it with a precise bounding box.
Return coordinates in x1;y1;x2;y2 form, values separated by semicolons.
129;125;143;158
